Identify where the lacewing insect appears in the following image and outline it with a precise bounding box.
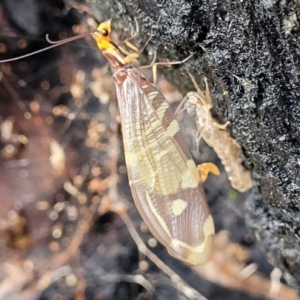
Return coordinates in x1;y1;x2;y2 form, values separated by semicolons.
0;20;219;265
184;75;253;192
92;20;221;265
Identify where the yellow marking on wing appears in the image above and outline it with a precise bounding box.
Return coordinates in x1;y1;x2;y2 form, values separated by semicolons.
155;149;170;160
172;199;188;216
203;214;215;237
125;144;157;189
144;118;161;136
152;153;181;195
124;148;141;165
170;215;214;265
155;179;180;195
171;216;214;252
147;90;160;101
145;192;171;238
166;119;180;137
155;102;169;120
181;159;200;189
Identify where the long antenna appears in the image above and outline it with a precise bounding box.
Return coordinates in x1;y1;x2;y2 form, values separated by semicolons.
0;32;92;63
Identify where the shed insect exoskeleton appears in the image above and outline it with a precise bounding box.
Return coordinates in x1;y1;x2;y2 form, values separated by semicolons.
184;74;253;193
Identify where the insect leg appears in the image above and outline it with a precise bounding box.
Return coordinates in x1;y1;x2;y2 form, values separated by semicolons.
119;17;157;55
152;53;195;84
187;71;209;106
130;15;162;54
203;77;230;130
118;18;140;47
174;93;190;117
185;75;231;134
139;53;194;84
124;41;140;53
187;72;212;109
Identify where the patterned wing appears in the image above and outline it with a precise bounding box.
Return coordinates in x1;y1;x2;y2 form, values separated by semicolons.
113;67;214;265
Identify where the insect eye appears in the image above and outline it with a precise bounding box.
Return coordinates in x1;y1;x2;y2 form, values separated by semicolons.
101;29;108;36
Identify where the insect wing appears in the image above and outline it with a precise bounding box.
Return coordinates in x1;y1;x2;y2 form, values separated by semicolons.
114;67;214;265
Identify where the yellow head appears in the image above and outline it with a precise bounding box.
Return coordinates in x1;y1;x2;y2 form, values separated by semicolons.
92;19;115;51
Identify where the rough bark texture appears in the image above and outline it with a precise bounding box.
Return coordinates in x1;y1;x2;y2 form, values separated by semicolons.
87;0;300;290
